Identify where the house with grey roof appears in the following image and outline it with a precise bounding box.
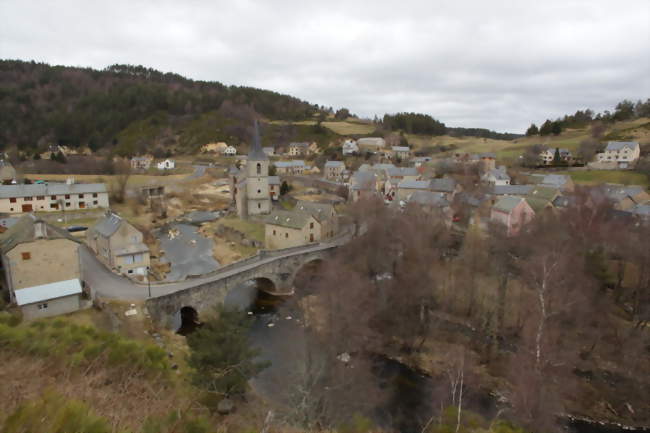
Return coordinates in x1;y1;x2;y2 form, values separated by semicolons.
0;182;109;214
396;179;431;201
481;166;510;186
490;196;535;236
390;146;411;160
429;178;460;199
274;160;306;175
0;215;85;320
597;141;640;167
86;211;150;280
349;171;378;202
264;209;321;249
324;160;346;182
288;142;310;156
131;155;153;170
490;184;534;197
407;190;451;220
357;137;386;151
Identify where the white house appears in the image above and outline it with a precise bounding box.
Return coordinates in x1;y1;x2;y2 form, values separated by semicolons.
539;148;572;165
157;159;175;170
390;146;411;160
0;182;109;214
224;145;237;156
342;139;359;155
481;166;511;186
597;141;640;168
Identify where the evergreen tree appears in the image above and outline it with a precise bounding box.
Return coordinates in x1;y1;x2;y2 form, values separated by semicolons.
551;121;562;135
186;305;269;398
526;123;539;136
539;120;553;136
280;180;291;196
552;147;561;165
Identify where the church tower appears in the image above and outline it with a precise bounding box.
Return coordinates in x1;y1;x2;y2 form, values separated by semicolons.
245;120;271;216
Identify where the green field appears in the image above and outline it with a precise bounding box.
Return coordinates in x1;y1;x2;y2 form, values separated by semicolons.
558;170;649;188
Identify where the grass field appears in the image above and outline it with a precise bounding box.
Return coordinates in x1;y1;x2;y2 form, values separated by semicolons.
216;216;265;242
321;121;376;135
557;170;649;188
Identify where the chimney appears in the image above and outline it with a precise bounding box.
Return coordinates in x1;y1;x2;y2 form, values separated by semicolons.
66;177;75;185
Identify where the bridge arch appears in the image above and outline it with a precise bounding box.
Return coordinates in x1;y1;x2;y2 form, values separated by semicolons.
292;258;325;294
174;306;201;335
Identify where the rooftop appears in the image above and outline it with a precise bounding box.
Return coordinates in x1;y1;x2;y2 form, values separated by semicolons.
493;196;525;213
0;183;107;199
265;209;314;229
14;278;82;306
605;141;639;151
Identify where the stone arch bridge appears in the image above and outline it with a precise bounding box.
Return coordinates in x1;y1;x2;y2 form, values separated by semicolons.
145;236;347;329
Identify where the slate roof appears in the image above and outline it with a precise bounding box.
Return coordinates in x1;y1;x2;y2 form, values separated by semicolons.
392;146;410;152
491;185;534;196
324;161;345;168
525;197;551;213
14;278;82;306
248;120;268;161
0;183;107;199
485;168;510;181
387;166;418;177
90;212;123;238
114;243;149;256
629;204;650;217
357;137;385;147
275;160;305;168
289;142;309;148
540;174;571;188
265;210;314;229
605;141;639;151
350;171;377;190
0;215;80;254
493;196;525;213
295;200;335;221
398;180;430;190
408;191;448;207
429;178;457;193
602;184;647;202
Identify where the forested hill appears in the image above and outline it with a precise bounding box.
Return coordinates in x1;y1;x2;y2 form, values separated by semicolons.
0;60;325;155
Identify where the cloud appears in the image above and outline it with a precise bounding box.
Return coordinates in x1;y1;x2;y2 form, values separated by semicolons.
1;0;648;132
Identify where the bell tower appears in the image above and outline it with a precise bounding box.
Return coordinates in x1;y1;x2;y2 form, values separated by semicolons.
245;120;271;216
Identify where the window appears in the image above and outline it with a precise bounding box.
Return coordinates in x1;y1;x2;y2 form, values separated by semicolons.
93;200;98;205
285;233;288;238
9;197;16;203
36;196;44;200
310;222;314;229
93;193;98;198
257;189;261;194
24;196;32;201
256;163;261;175
258;203;261;209
51;195;56;200
38;303;48;310
65;194;70;199
50;204;58;209
78;194;84;198
21;252;31;260
65;202;71;207
273;229;276;236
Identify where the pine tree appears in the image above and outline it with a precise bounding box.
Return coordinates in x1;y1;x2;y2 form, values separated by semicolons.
552;147;561;165
539;120;553;136
525;123;539;136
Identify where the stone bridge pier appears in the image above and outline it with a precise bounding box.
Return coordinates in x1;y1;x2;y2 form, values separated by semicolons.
145;247;330;330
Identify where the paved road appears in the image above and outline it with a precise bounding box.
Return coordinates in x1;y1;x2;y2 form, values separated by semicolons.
157;223;220;281
80;233;349;301
186;165;206;180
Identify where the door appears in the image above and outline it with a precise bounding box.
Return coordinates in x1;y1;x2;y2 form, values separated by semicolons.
21;204;32;212
79;202;85;209
309;233;314;242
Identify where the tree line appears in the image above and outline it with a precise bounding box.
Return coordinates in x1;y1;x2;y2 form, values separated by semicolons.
0;60;325;153
526;98;650;136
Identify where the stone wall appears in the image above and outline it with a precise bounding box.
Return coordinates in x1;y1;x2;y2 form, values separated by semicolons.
215;224;262;248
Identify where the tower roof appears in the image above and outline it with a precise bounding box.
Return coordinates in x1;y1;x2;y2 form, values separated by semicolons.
248;120;268;161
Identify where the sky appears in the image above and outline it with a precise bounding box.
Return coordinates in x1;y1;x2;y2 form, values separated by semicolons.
1;0;649;133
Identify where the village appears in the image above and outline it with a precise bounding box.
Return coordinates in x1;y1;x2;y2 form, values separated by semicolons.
0;115;647;323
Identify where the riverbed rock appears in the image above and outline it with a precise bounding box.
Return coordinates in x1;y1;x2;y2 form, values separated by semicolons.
217;398;235;415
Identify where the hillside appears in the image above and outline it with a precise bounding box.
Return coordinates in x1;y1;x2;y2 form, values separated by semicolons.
0;60;327;156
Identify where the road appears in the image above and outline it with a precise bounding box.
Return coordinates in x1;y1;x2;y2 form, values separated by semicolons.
80;232;349;301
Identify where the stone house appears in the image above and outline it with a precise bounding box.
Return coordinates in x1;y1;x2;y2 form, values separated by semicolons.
349;171;378;202
396;180;430;202
429;177;461;200
406;190;452;222
324;161;346;182
481;166;511;186
0;215;83;320
86;212;150;279
224;145;237;156
0;182;109;214
131;156;153;170
264;210;321;249
596;141;640;168
274;160;305;175
539;148;572;165
478;153;497;173
294;200;338;239
288;142;309;156
490;196;535;236
390;146;411;160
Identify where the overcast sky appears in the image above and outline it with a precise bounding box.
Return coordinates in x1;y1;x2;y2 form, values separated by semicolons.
1;0;649;133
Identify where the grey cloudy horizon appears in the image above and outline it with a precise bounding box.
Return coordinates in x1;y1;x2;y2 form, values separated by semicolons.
1;0;649;133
